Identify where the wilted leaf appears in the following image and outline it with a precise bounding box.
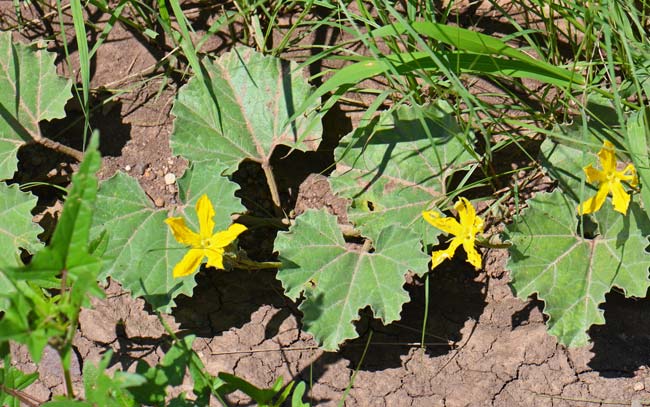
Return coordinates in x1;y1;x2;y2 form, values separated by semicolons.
170;47;322;174
275;209;430;350
505;190;650;347
330;102;476;242
0;31;72;180
91;160;244;311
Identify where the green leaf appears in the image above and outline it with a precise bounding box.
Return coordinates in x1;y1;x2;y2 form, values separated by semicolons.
0;134;104;362
42;401;93;407
128;336;195;405
330;103;476;242
540;119;636;207
17;133;103;299
91;160;244;311
626;109;650;210
170;47;322;174
41;133;101;267
0;183;42;266
0;364;38;407
505;190;650;347
0;183;42;311
291;381;310;407
0;281;60;363
0;32;72;180
217;373;279;405
275;210;430;350
83;351;138;407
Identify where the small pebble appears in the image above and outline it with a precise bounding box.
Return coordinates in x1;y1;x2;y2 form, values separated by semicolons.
134;163;146;176
633;382;644;391
124;165;131;172
154;197;164;207
164;173;176;185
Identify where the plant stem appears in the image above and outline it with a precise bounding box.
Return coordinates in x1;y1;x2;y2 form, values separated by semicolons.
0;386;41;407
421;273;429;349
35;135;84;162
232;214;289;229
261;159;284;218
62;359;74;398
235;258;282;270
58;268;77;398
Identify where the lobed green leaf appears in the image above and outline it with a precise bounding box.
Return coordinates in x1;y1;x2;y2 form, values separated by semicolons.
170;47;322;174
91;160;244;312
330;102;476;242
276;209;429;350
505;190;650;347
0;183;42;268
0;31;72;179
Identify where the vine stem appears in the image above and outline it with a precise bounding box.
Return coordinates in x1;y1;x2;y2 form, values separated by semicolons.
261;159;284;218
235;258;282;270
34;132;84;162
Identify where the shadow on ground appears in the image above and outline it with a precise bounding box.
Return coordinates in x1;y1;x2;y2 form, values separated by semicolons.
336;262;487;372
589;289;650;377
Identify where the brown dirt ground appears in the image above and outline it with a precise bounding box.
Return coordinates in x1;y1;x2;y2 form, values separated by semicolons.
4;2;650;406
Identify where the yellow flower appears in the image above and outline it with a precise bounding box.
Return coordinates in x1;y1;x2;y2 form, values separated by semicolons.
164;194;247;278
422;197;484;270
577;140;638;215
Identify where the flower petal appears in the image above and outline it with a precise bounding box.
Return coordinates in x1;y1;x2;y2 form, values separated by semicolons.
173;248;204;278
577;184;609;215
165;217;201;247
455;197;476;227
598;140;617;173
196;194;216;240
610;179;631;214
583;164;606;184
208;223;248;248
422;210;462;236
430;238;461;270
204;247;226;270
618;164;639;187
462;239;482;270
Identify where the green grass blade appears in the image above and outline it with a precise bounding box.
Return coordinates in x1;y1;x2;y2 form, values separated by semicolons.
371;21;584;85
168;0;205;83
69;0;91;147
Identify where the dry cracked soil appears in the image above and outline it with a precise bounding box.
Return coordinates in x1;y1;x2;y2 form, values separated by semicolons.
4;2;650;406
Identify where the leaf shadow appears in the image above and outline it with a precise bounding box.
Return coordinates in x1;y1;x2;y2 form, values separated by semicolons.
588;288;650;378
172;268;288;337
252;259;488;405
39;90;131;158
340;111;467;200
326;260;486;372
587;203;650;378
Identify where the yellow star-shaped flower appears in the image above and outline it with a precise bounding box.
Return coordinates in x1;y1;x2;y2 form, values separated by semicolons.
422;197;484;270
164;194;247;278
577;140;638;215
